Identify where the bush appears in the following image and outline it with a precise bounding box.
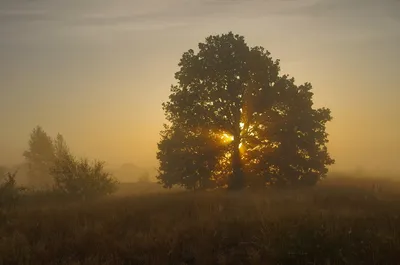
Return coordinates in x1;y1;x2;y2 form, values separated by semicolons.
51;153;118;200
0;171;26;212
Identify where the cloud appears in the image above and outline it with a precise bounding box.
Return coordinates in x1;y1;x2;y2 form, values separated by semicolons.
0;0;310;27
1;0;398;45
0;9;53;24
277;0;400;20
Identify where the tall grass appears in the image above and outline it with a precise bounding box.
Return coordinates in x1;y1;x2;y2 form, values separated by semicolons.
1;176;400;265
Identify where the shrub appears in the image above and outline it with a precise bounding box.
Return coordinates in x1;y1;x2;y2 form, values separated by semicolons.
51;153;118;200
0;171;26;212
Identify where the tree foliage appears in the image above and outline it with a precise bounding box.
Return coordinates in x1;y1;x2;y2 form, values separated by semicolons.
53;133;71;161
157;32;334;190
157;125;225;190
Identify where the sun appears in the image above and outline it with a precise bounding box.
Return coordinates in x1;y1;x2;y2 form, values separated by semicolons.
220;133;234;143
220;133;244;150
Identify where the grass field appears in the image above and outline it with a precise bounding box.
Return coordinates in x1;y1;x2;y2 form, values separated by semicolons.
1;175;400;265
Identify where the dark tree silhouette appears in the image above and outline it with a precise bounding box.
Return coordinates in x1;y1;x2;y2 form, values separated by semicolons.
157;32;334;190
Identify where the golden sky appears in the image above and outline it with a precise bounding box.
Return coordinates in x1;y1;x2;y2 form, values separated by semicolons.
0;0;399;174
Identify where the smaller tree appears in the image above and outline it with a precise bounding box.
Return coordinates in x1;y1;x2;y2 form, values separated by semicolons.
50;134;118;200
23;126;55;188
54;133;70;161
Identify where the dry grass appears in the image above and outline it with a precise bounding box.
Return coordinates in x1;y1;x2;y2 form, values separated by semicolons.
114;182;184;196
1;176;400;265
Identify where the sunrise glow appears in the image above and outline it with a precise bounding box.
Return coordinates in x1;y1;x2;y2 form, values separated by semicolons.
220;133;234;143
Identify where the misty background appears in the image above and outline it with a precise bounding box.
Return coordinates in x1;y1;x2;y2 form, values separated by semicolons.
1;0;399;182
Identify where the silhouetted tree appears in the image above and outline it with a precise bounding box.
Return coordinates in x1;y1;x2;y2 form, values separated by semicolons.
157;32;334;190
23;126;55;188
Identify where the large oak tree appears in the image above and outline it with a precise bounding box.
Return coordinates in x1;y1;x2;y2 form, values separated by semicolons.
157;32;334;190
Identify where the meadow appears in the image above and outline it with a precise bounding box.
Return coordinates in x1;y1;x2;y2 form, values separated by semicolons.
1;174;400;265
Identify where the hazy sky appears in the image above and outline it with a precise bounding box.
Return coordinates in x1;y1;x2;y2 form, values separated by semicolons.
1;0;399;173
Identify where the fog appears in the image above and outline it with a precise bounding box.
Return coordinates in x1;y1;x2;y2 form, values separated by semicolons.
1;0;400;181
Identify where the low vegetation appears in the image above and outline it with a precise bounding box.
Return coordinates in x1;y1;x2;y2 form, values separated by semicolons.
0;171;25;214
1;175;400;265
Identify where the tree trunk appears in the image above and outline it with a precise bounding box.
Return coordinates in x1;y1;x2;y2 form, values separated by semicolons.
228;139;244;190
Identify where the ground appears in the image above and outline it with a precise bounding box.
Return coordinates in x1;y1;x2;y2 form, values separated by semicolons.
1;175;400;265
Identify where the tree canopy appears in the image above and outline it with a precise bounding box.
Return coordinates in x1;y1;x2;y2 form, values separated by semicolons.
157;32;334;190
